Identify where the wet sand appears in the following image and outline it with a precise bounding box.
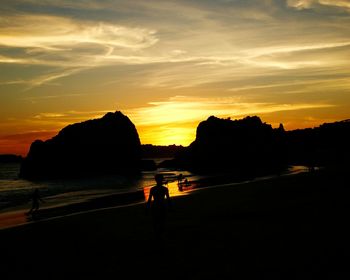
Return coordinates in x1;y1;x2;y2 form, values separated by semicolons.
1;168;350;279
0;167;306;230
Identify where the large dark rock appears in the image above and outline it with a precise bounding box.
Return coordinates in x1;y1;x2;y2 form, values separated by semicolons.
173;116;287;176
286;119;350;168
171;116;350;175
19;111;142;179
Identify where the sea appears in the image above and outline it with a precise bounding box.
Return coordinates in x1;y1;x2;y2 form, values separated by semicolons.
0;159;201;214
0;159;311;215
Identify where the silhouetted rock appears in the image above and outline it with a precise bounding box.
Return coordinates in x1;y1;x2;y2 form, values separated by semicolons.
286;119;350;168
174;116;288;176
169;116;350;176
19;111;141;179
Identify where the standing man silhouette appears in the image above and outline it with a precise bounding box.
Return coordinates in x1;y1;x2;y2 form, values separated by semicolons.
147;174;171;239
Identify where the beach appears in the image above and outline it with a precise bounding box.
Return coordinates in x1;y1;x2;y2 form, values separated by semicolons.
0;165;306;230
1;168;350;279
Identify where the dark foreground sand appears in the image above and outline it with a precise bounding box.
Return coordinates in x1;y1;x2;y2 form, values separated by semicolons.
1;168;350;279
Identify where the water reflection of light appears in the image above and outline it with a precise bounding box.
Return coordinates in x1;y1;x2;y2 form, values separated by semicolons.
143;180;191;201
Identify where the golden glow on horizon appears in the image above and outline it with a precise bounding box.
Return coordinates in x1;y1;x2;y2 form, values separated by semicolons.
0;97;343;155
129;96;335;145
0;95;335;155
137;124;196;147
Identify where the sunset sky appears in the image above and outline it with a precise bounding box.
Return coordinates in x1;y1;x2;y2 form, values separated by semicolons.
1;0;350;155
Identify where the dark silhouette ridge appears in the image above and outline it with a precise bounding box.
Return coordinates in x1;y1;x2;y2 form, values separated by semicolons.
169;116;287;177
141;144;185;158
18;112;350;180
286;119;350;169
19;111;142;180
165;116;350;177
141;144;186;170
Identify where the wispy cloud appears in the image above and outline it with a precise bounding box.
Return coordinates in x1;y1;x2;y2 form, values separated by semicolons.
18;97;334;128
0;14;159;87
287;0;350;10
0;15;158;50
320;0;350;9
19;93;84;101
287;0;314;9
30;110;112;122
229;77;350;92
244;42;350;57
1;2;350;90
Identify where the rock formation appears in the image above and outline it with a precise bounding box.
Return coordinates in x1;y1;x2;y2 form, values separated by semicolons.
19;111;141;179
286;119;350;168
170;116;350;175
173;116;287;175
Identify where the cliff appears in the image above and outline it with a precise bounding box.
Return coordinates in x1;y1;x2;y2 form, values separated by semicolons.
286;119;350;167
175;116;287;175
19;111;141;179
171;116;350;175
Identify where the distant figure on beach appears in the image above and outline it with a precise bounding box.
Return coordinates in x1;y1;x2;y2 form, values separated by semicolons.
27;188;44;216
177;173;184;191
177;173;183;184
146;174;171;239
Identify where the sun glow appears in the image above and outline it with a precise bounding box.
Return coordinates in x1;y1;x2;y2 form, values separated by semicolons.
126;95;334;144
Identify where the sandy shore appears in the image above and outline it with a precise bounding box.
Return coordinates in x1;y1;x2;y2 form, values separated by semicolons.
1;168;350;279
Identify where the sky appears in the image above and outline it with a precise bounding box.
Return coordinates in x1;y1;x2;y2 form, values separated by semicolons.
1;0;350;155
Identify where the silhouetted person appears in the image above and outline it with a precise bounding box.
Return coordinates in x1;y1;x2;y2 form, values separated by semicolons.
177;173;184;191
184;178;190;187
146;174;171;239
27;188;44;217
177;173;183;184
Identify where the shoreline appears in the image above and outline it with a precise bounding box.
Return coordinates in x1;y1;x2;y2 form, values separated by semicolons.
0;189;146;230
0;166;310;231
1;167;350;278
